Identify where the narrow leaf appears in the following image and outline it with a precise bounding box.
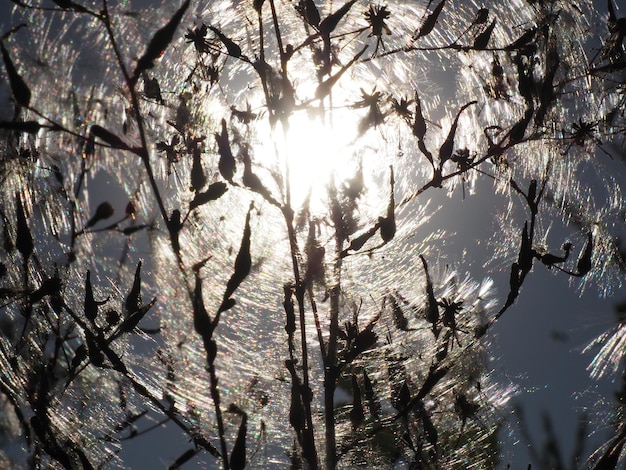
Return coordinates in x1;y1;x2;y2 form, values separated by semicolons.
517;221;533;273
438;100;477;166
608;0;618;26
192;271;214;338
241;146;281;206
168;209;182;257
507;106;533;146
315;45;368;100
303;221;325;286
415;365;449;401
85;330;105;367
91;125;130;149
377;166;395;242
390;294;410;331
2;209;14;253
0;121;42;133
133;0;191;82
1;42;30;107
473;19;496;50
298;0;321;27
84;270;98;321
84;270;109;322
125;261;143;318
208;25;242;58
350;374;365;427
190;140;207;191
576;232;593;276
189;182;228;210
319;0;357;36
316;0;356;75
283;283;296;335
412;92;427;140
285;360;305;434
416;400;438;447
508;262;520;299
121;297;156;333
420;255;439;335
504;27;536;51
219;204;253;311
395;381;411;411
340;225;379;257
51;0;90;13
216;119;236;183
15;193;33;259
229;412;248;470
363;370;381;420
414;0;446;39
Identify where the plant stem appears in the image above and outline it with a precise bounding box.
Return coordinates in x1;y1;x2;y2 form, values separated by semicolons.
208;357;230;470
61;301;221;458
324;235;344;469
99;0;170;230
282;207;319;467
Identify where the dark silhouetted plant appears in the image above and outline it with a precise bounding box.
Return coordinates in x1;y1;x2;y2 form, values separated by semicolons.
0;0;625;468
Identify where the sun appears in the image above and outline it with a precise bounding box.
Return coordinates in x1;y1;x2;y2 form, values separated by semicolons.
254;105;363;213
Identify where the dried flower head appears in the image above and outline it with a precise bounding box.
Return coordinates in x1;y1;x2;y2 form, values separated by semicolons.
364;4;392;54
364;4;392;38
185;24;212;54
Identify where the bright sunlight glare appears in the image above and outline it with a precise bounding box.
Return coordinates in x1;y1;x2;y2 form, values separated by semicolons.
255;105;364;212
